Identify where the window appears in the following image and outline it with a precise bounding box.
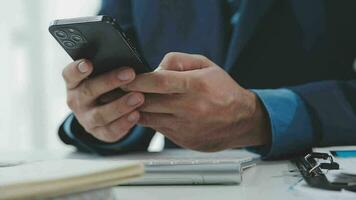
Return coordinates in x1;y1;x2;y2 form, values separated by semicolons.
0;0;100;150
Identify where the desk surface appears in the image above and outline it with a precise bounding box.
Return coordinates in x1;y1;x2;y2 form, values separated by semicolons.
0;149;353;200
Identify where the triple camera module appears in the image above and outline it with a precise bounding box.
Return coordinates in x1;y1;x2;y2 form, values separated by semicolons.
53;28;87;49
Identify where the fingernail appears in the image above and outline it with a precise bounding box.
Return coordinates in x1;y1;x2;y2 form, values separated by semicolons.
118;69;133;81
127;94;141;106
78;61;90;73
128;112;138;122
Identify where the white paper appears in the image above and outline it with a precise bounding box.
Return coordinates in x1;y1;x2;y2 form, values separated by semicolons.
0;159;137;186
291;180;356;200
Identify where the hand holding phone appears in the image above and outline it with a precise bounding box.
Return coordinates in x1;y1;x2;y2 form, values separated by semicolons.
50;16;149;142
61;59;144;143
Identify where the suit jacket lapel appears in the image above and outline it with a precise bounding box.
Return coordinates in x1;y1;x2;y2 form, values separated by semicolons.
224;0;275;71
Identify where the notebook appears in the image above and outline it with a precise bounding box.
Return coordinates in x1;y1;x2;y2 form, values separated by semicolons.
101;149;260;185
0;159;144;200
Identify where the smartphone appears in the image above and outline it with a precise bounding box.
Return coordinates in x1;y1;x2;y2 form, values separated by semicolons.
49;15;151;77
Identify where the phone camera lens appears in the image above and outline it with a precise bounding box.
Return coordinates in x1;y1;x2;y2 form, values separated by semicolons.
54;30;67;39
71;35;83;43
62;40;76;49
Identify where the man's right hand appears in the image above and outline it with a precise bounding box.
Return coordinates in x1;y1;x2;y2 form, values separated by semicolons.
62;59;144;142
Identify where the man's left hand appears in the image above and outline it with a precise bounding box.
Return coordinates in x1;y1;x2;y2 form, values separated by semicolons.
123;52;271;151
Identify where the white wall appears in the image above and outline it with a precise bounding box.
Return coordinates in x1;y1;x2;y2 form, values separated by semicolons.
0;0;101;150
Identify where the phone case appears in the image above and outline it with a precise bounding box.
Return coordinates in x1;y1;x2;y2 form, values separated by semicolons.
49;15;151;76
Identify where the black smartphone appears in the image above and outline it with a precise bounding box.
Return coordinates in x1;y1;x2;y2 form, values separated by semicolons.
49;15;151;77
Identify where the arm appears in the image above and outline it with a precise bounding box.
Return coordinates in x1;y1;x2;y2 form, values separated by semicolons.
291;80;356;146
250;80;356;159
250;89;313;159
121;52;356;159
58;114;155;155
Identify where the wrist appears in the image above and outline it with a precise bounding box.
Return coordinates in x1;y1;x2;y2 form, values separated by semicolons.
249;91;271;146
231;90;271;148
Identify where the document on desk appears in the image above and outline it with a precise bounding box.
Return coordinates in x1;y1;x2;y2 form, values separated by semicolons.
292;180;356;200
99;149;260;185
0;159;144;200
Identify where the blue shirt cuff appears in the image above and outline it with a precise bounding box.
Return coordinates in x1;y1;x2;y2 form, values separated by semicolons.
63;114;146;152
249;89;314;159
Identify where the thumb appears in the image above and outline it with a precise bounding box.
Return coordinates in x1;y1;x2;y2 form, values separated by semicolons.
158;52;214;71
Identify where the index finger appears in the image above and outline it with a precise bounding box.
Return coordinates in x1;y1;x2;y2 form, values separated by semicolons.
123;70;189;94
62;59;93;90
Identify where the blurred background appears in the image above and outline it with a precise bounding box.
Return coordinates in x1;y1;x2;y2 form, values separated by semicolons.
0;0;101;151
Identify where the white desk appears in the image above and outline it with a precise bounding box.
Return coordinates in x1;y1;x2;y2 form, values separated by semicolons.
0;149;353;200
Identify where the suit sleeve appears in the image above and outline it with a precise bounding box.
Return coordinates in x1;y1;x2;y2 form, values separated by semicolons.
58;114;155;155
290;80;356;147
251;89;314;159
251;80;356;159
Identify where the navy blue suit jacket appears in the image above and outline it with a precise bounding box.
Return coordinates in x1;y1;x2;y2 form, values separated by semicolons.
59;0;356;158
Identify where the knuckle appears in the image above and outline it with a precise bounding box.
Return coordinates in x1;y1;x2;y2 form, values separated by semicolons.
165;52;179;60
116;93;140;114
135;92;145;105
80;81;95;98
193;77;209;92
187;102;208;120
163;52;180;65
112;103;125;117
104;73;119;89
89;108;106;127
155;75;170;90
181;76;191;91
